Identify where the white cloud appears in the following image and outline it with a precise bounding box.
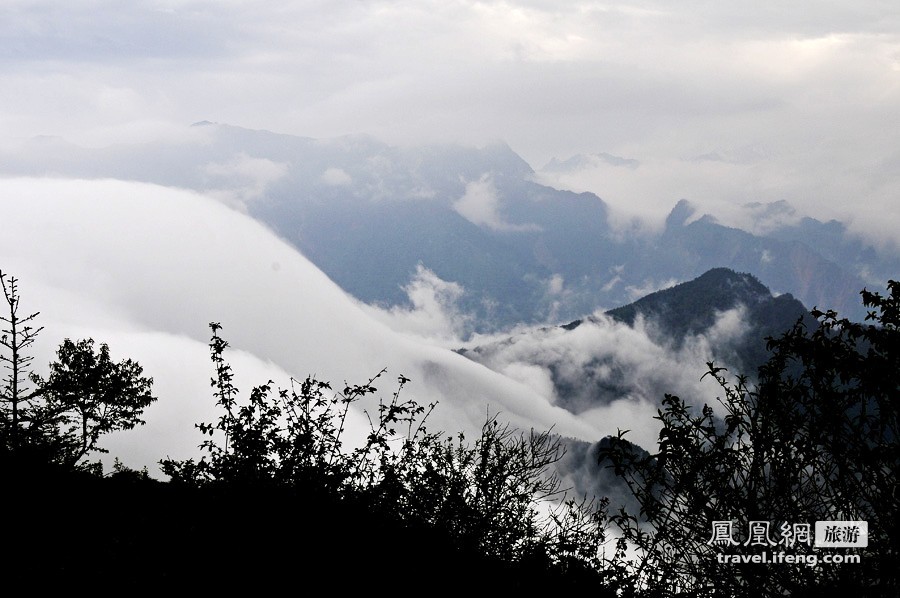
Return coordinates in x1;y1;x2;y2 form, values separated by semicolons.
0;177;611;475
547;273;565;296
699;306;749;349
453;173;539;232
361;263;473;346
320;167;352;186
625;277;679;302
459;307;757;451
202;152;288;208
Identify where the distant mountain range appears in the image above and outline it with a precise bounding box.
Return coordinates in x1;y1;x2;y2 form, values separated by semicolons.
3;122;894;332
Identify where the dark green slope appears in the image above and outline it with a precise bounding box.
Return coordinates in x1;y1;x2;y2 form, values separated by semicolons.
605;267;815;372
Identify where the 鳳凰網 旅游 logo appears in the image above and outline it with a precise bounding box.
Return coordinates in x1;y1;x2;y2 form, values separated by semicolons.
707;520;867;549
706;519;867;567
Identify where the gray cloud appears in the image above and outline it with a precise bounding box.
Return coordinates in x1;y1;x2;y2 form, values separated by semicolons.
3;1;896;252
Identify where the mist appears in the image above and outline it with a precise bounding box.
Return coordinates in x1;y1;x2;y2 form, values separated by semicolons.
1;176;640;474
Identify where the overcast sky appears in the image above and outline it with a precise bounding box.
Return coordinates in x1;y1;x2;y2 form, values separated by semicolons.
2;1;899;241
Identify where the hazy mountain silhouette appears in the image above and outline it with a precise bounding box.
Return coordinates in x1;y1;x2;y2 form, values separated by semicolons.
2;122;892;330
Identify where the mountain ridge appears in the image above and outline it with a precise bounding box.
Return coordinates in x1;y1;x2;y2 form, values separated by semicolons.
460;267;813;415
1;122;893;329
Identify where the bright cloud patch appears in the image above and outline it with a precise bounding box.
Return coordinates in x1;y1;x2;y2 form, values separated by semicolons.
361;264;473;345
453;173;539;232
202;152;288;208
321;167;352;186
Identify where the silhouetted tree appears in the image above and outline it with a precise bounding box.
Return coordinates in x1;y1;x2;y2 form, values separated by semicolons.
0;271;43;452
30;338;155;468
0;269;156;472
600;280;899;597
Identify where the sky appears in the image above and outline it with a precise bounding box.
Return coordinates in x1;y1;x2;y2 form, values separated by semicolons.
2;1;899;239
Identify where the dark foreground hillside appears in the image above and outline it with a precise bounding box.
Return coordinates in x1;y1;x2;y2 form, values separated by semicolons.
3;463;613;593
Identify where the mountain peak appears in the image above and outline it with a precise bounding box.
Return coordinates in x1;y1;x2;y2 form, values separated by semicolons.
479;140;535;176
606;268;776;335
692;267;769;295
603;267;812;371
665;199;696;228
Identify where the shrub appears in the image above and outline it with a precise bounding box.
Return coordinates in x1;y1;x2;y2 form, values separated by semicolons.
161;322;616;589
600;281;899;597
